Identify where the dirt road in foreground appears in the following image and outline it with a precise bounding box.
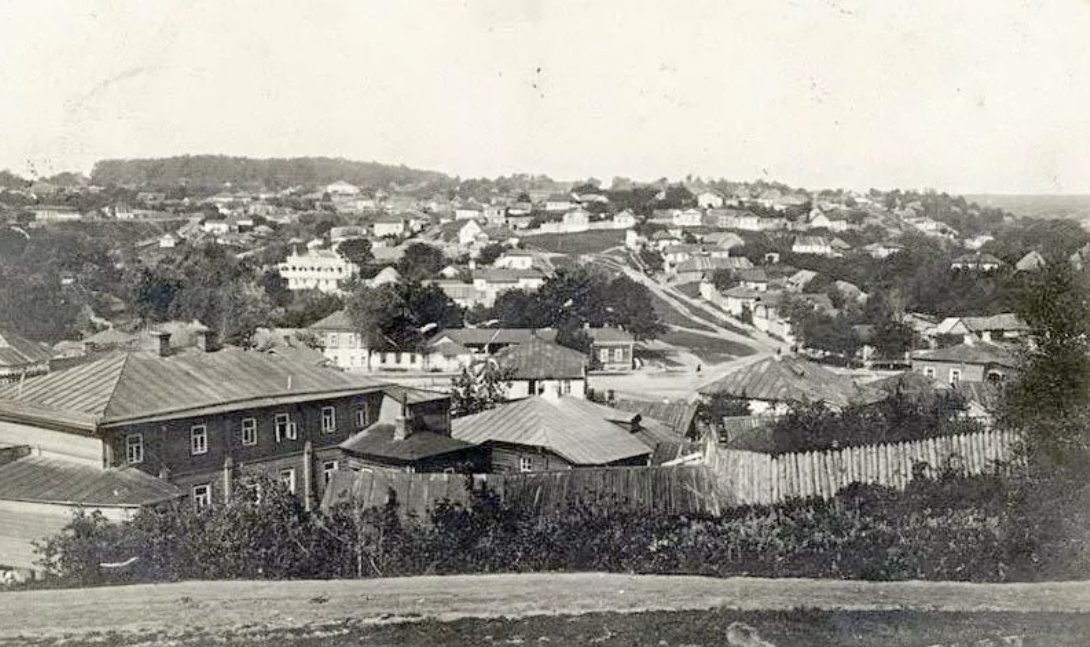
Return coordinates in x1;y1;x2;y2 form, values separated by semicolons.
2;573;1089;639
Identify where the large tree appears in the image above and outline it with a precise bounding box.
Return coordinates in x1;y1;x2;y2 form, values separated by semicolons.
396;243;447;282
1002;262;1090;477
345;280;464;350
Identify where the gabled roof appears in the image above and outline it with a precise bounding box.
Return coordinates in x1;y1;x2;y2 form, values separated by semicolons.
0;328;52;368
608;397;698;436
429;328;558;347
495;337;586;380
793;236;830;247
911;342;1017;368
586;327;635;344
962;313;1030;333
310;309;355;331
0;349;388;429
699;355;882;409
451;395;653;466
0;455;182;506
340;422;472;463
677;256;753;273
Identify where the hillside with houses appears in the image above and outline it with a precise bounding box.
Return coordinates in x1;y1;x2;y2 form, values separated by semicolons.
0;160;1089;596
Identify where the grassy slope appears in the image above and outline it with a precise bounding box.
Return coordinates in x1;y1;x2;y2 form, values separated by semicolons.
524;229;626;255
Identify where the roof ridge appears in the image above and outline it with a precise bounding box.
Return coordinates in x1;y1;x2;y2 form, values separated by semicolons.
98;352;136;420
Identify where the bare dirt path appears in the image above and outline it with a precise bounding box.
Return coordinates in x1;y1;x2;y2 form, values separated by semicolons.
2;573;1089;640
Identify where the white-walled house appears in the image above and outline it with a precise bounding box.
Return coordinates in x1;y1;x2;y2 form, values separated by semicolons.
278;249;360;293
696;191;725;209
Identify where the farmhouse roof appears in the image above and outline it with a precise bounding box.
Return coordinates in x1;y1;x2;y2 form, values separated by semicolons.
0;328;53;369
911;342;1017;367
699;355;881;409
451;395;653;465
0;349;387;430
0;455;182;507
494;337;587;380
340;422;472;462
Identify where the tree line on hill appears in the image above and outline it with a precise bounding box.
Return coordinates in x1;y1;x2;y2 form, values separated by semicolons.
89;156;450;190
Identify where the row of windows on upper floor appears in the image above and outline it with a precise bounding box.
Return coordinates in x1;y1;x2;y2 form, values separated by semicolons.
280;265;352;273
124;405;369;465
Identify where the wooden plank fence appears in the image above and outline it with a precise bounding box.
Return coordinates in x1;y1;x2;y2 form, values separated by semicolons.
323;464;728;518
704;429;1021;506
323;430;1021;518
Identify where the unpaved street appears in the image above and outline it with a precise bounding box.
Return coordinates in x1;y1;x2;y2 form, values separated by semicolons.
3;573;1090;640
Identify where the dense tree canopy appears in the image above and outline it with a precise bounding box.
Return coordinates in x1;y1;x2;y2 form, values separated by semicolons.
345;280;464;350
489;266;666;341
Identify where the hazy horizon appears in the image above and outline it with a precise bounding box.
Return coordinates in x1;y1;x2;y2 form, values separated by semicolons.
3;1;1090;194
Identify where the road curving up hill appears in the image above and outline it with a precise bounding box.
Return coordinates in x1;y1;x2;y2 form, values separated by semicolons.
2;572;1089;641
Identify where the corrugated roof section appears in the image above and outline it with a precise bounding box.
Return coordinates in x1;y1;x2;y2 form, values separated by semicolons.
451;395;653;466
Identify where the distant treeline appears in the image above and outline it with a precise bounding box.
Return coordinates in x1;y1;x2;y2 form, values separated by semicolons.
89;155;450;190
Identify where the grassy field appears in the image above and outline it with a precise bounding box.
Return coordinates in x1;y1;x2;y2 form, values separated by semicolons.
661;329;756;364
524;229;626;255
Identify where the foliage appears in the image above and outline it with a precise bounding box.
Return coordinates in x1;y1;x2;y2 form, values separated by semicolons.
780;294;860;358
489;266;666;341
710;268;737;292
396;243;447;282
636;247;664;273
37;470;1085;586
871;317;916;358
90;155;448;190
345;280;464;350
475;242;506;266
1002;262;1090;478
337;237;373;266
123;244;272;347
450;358;513;418
274;290;344;329
766;392;979;454
696;393;751;439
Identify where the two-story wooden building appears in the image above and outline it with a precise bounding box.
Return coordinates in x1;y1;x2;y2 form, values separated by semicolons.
0;336;446;511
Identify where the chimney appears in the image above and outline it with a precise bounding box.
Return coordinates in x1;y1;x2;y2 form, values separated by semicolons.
195;328;215;352
393;391;411;441
153;331;171;357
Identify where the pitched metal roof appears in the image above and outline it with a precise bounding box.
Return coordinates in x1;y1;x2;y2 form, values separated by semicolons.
495;337;587;380
698;355;882;409
585;327;635;344
0;455;182;506
609;397;698;436
451;395;653;465
0;349;388;429
0;328;52;368
911;342;1017;367
430;328;558;347
340;422;473;462
309;309;355;331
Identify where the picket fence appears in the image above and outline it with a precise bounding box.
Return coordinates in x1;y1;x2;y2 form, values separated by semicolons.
704;429;1021;506
324;463;727;518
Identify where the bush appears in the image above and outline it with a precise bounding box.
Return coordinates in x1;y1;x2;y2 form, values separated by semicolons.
33;472;1088;587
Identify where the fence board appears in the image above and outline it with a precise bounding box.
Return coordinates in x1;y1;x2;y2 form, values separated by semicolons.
705;429;1019;507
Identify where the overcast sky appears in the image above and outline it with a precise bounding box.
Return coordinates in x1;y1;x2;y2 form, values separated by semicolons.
2;0;1089;193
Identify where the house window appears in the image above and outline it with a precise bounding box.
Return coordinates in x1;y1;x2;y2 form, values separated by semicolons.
125;434;143;464
355;404;369;428
321;407;336;433
923;367;935;379
279;468;296;494
274;414;296;442
241;418;257;446
192;484;212;508
322;460;338;485
950;369;961;385
613;347;624;362
599;348;609;362
519;456;533;472
190;425;208;455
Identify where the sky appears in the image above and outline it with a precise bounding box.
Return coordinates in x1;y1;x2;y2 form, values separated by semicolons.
1;0;1089;194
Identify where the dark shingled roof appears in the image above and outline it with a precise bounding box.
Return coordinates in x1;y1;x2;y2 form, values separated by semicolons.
340;422;473;462
699;355;882;409
0;455;182;506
